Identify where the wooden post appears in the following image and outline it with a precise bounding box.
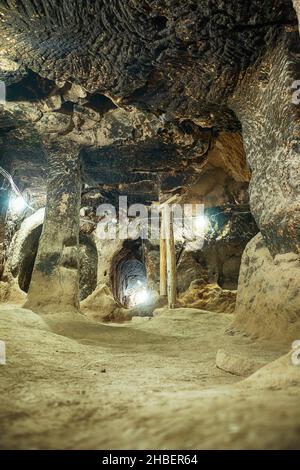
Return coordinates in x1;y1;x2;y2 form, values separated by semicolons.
160;209;167;297
165;207;177;309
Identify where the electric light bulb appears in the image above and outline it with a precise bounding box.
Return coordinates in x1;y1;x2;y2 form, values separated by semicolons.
133;288;150;305
9;195;27;213
195;214;209;231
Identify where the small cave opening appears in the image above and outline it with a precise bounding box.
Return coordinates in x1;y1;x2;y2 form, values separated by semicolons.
6;70;56;102
118;258;148;308
151;15;168;31
86;93;117;114
111;240;149;308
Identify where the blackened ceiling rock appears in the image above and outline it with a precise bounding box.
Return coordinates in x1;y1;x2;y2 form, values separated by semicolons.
0;83;216;198
0;0;296;128
0;0;295;219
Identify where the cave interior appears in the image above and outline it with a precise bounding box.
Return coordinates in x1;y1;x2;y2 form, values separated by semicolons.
0;0;300;451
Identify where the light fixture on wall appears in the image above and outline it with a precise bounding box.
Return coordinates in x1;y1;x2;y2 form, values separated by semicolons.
194;214;209;232
9;194;27;213
1;166;33;214
133;287;150;306
127;280;151;306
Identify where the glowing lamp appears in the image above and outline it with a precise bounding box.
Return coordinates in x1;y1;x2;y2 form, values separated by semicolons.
194;214;209;232
9;195;27;213
133;287;150;306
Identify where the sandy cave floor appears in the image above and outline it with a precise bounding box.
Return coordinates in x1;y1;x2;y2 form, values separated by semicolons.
0;303;300;450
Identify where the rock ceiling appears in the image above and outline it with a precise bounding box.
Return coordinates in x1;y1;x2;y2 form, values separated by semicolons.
0;1;297;205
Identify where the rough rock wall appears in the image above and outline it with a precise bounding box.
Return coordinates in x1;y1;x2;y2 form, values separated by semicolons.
230;32;300;256
179;280;236;314
0;208;45;302
140;206;258;299
92;236;123;289
233;233;300;341
144;243;160;293
80;284;130;323
78;234;98;301
177;240;248;293
0;207;99;303
293;0;300;31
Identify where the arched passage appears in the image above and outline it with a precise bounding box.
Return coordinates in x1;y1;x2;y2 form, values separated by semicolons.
118;258;147;308
110;240;149;308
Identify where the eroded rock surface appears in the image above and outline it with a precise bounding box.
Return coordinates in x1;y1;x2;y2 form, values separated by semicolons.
233;233;300;341
179;279;236;314
216;349;264;377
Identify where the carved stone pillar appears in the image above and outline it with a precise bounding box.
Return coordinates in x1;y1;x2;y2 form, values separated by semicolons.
26;140;81;312
229;31;300;338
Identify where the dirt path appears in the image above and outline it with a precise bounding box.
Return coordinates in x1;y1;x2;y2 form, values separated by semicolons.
0;304;299;449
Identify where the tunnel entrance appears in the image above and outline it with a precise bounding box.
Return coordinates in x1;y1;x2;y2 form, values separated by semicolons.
118;258;148;308
111;240;149;308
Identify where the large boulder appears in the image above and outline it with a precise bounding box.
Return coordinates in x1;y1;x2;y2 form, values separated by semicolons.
233;233;300;340
80;284;131;323
179;279;236;313
216;349;264;377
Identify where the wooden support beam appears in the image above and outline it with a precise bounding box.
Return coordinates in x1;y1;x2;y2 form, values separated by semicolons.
160;210;167;297
165;208;177;309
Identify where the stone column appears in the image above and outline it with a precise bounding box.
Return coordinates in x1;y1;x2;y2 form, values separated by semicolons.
229;32;300;257
26;140;81;312
229;31;300;339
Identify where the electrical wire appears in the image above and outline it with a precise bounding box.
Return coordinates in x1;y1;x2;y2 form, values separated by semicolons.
0;165;33;210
